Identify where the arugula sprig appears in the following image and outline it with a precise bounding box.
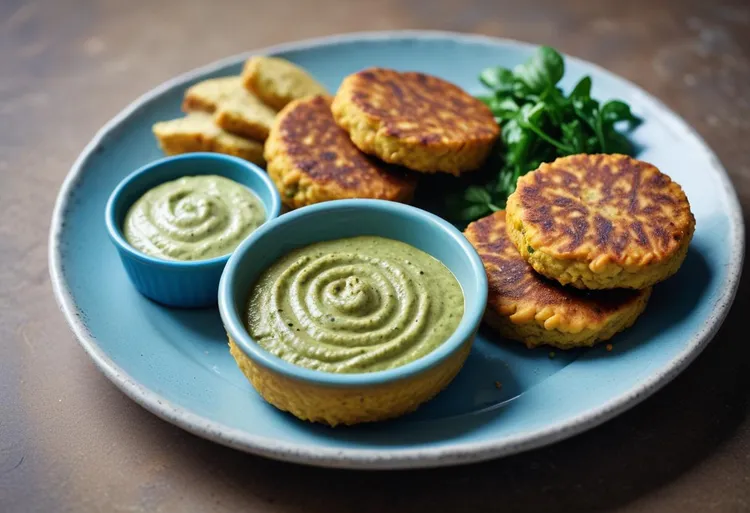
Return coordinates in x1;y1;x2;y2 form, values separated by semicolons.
451;46;641;222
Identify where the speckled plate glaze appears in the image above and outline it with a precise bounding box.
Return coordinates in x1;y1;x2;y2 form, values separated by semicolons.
50;31;744;469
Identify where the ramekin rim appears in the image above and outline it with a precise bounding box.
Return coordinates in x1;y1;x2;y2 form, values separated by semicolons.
218;199;488;387
104;152;282;268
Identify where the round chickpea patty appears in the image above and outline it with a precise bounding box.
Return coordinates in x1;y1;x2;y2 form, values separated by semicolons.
505;154;695;290
264;95;417;209
465;210;651;349
331;68;499;175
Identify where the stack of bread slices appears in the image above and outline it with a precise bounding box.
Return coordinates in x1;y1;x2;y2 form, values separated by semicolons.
152;56;327;166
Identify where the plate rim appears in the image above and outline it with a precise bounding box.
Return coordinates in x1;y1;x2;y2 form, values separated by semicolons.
49;29;746;469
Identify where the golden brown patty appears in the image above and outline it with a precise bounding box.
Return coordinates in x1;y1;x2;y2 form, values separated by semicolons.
506;154;695;290
264;95;417;209
465;211;651;349
331;68;499;175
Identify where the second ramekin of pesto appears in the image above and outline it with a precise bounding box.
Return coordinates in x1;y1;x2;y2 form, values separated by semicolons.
218;199;488;426
246;236;465;374
106;153;281;308
123;174;266;262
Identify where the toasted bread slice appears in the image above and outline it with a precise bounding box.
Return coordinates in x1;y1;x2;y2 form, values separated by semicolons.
242;56;327;110
182;76;242;113
182;76;277;141
152;112;265;166
214;93;276;141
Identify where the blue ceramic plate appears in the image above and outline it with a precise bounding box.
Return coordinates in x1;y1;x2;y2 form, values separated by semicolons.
50;31;744;469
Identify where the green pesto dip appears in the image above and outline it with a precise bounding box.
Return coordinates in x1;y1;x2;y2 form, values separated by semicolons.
124;175;265;261
246;236;465;373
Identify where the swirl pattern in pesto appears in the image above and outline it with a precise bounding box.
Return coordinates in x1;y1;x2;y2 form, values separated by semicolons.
124;175;265;261
246;236;464;373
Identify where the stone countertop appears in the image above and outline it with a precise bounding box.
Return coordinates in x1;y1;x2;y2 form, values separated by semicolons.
1;0;748;511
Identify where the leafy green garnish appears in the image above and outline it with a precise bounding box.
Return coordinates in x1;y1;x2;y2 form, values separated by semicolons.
514;46;565;94
450;46;641;222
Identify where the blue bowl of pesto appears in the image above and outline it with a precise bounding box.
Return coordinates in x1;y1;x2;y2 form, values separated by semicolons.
218;199;488;425
105;153;282;308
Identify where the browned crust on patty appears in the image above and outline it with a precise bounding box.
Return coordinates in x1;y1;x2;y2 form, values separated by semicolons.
465;211;648;326
347;69;497;141
510;154;695;266
331;68;499;174
264;95;417;208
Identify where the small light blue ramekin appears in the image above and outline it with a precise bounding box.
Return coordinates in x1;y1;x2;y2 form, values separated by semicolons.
218;199;488;425
105;153;281;308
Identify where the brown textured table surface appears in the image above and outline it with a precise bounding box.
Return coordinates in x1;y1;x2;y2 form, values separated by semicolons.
2;0;749;511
